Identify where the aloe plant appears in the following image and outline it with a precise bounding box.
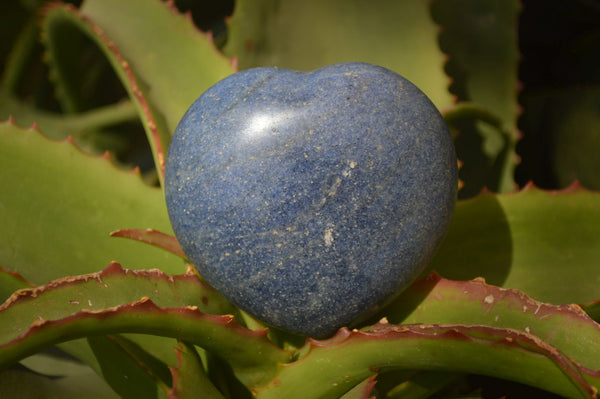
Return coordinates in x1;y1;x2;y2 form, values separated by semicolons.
1;1;599;398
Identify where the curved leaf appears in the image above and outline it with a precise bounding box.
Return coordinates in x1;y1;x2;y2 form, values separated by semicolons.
0;94;139;153
110;229;186;259
224;0;452;109
0;268;33;303
431;0;521;195
0;300;290;389
0;264;290;388
79;0;235;132
41;3;170;182
381;371;459;399
432;184;600;304
168;341;225;399
256;325;599;399
0;368;117;399
372;272;600;372
0;262;234;334
86;335;163;399
0;120;184;284
339;375;377;399
42;0;234;182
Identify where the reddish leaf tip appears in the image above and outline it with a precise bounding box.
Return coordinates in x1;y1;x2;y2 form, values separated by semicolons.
109;228;187;259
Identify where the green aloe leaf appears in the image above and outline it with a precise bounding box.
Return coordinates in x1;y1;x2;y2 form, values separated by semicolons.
110;229;186;259
256;325;599;399
224;0;452;110
0;367;117;399
0;265;292;389
0;268;32;303
41;3;169;182
15;347;118;399
0;93;139;157
382;371;459;399
0;262;234;333
0;120;183;284
430;0;520;195
168;341;225;399
42;1;234;182
86;335;164;399
78;0;235;133
432;184;600;305
339;376;377;399
545;87;600;190
0;261;234;396
372;273;600;372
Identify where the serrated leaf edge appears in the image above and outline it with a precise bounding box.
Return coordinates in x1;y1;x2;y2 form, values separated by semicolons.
1;116;149;182
0;261;202;310
162;0;238;72
109;228;187;259
40;2;168;182
268;324;599;399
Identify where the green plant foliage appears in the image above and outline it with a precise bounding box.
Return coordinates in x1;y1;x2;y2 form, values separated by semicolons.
224;0;452;110
0;0;599;397
432;184;600;304
2;266;598;397
0;121;184;283
78;0;235;133
373;273;600;371
0;367;117;399
431;0;520;196
257;325;599;399
168;341;225;399
0;267;33;303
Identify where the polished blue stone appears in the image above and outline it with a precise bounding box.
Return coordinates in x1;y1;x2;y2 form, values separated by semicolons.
165;62;457;337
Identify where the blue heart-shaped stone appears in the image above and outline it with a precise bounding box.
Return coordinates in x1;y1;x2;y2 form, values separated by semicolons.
165;62;457;337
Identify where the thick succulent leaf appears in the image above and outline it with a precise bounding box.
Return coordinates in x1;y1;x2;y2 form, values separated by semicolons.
256;325;599;399
372;273;600;372
41;3;170;181
168;341;224;399
52;335;173;399
41;0;234;180
0;265;291;388
430;0;520;195
19;350;93;377
110;229;186;259
78;0;235;133
0;120;184;284
339;375;377;399
0;93;139;156
104;334;174;388
87;335;165;399
0;262;234;333
224;0;452;109
0;268;32;303
432;184;600;305
0;367;118;399
0;261;233;394
1;16;40;96
543;87;600;190
381;371;459;399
